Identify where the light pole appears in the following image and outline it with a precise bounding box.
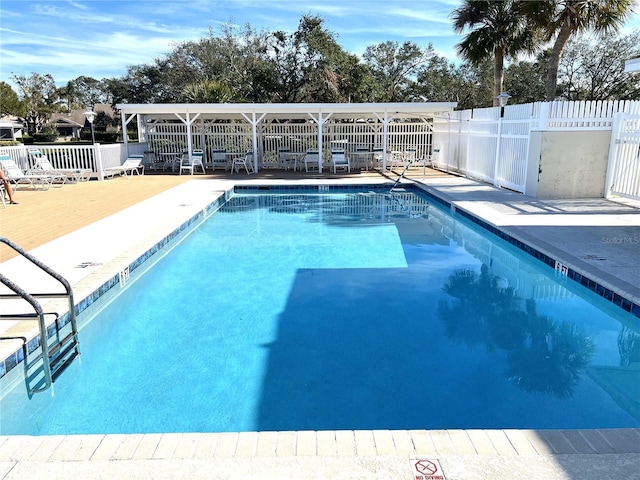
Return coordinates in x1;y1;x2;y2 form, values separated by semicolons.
83;109;96;144
496;92;511;118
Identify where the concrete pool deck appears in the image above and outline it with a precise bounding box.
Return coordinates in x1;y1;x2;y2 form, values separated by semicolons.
0;169;639;479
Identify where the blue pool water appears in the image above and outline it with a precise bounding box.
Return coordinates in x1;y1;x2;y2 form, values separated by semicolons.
1;188;639;435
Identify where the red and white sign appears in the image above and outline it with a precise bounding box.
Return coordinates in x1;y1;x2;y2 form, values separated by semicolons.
410;458;445;480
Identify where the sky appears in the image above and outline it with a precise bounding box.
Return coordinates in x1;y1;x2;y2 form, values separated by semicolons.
1;0;640;89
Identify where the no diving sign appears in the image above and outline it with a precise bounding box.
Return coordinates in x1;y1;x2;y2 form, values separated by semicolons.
410;458;446;480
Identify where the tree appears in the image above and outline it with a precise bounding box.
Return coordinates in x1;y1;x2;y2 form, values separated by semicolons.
556;30;640;100
362;41;434;102
182;80;233;103
414;56;493;109
60;76;111;112
451;0;538;106
504;51;549;104
0;82;24;117
523;0;635;101
268;15;371;103
11;73;61;135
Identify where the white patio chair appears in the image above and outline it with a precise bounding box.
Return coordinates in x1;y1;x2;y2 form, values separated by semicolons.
372;148;385;170
304;149;320;172
233;151;254;174
180;149;206;175
210;149;228;171
104;155;145;178
330;149;350;173
278;148;292;170
28;149;91;183
0;154;54;190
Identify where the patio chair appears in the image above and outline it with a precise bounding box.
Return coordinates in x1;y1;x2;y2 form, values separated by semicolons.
179;149;206;175
278;148;292;170
233;151;254;174
28;149;91;183
0;154;54;190
210;149;228;171
104;155;145;178
330;149;350;173
372;148;384;170
304;149;320;172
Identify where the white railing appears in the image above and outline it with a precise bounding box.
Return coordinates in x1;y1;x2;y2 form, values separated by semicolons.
0;143;144;180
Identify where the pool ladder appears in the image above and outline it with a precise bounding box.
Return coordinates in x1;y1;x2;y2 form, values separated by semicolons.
0;237;80;398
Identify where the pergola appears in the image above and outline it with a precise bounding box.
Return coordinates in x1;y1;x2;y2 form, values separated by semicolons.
117;102;457;172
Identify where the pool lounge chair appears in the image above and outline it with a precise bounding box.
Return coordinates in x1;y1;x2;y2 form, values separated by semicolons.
104;155;145;178
331;149;350;173
27;149;91;183
0;154;54;190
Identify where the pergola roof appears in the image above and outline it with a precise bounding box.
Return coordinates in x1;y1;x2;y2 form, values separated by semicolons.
116;102;457;122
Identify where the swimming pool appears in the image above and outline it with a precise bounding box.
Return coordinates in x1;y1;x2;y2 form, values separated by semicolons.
1;187;639;435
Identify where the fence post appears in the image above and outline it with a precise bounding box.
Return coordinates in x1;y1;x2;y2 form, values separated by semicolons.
538;102;550;130
493;109;503;187
93;143;104;181
604;112;623;199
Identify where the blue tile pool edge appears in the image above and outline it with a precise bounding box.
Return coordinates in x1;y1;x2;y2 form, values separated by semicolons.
2;181;639;386
412;184;640;320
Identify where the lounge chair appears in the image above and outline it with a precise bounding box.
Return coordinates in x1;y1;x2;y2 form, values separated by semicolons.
179;149;206;175
330;149;350;173
0;154;54;190
27;149;91;183
104;155;145;178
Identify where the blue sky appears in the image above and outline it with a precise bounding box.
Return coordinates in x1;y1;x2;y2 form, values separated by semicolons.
1;0;639;88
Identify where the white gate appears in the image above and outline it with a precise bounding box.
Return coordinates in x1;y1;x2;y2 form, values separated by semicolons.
606;104;640;200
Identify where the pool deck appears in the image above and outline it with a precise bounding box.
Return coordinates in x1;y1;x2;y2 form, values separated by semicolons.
1;168;639;480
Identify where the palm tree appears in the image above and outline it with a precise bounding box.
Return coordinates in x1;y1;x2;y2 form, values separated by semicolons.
523;0;635;101
452;0;537;106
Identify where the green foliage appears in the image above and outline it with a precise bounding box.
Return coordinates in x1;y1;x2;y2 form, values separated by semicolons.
11;73;62;135
363;41;434;102
556;30;640;101
32;124;59;142
0;140;20;146
452;0;538;105
0;82;24;117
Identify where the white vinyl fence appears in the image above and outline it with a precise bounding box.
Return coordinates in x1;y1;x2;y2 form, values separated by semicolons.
606;103;640;200
433;100;640;197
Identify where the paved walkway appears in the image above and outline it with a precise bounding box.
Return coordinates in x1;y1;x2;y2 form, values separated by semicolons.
1;172;639;479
